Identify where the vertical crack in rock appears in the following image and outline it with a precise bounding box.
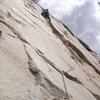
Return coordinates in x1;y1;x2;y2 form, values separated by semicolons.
48;21;100;75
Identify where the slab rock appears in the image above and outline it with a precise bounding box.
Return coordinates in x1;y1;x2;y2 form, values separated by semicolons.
0;0;100;100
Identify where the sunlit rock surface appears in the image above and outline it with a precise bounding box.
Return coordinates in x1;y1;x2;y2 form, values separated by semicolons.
0;0;100;100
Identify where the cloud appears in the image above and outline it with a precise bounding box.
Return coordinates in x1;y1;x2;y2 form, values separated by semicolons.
62;0;100;54
38;0;87;19
38;0;100;55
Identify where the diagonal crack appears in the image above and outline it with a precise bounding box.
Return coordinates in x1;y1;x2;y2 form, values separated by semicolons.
78;63;100;89
77;37;94;53
23;43;40;73
35;48;84;86
93;94;100;100
23;7;45;23
63;71;83;85
63;24;75;37
36;48;62;74
48;21;100;76
0;19;28;44
10;8;37;29
85;87;100;100
3;30;67;99
0;18;68;99
1;10;99;100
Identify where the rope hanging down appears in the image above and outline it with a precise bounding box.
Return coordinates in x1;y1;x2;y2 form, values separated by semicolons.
61;71;69;100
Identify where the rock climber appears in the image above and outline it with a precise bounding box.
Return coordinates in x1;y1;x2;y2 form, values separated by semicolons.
41;9;51;22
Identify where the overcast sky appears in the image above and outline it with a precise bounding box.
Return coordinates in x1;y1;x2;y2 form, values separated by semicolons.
38;0;100;55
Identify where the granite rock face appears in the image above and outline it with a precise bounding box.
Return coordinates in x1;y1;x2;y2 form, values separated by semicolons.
0;0;100;100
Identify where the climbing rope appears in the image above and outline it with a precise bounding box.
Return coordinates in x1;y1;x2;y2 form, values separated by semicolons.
61;71;69;100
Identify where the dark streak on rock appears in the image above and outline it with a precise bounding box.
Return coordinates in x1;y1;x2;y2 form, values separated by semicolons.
23;44;40;74
93;94;100;100
10;8;37;28
63;71;83;85
0;19;31;46
86;88;100;100
75;62;100;89
63;24;75;37
44;77;67;99
36;48;84;87
0;30;3;42
77;37;94;53
36;48;62;74
24;7;44;22
0;30;2;35
48;21;100;75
